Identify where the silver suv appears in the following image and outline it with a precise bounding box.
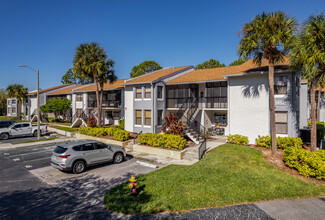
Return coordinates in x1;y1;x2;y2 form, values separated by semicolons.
51;140;126;174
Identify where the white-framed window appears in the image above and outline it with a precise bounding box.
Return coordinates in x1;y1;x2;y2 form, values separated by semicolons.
135;110;142;125
12;99;16;104
157;86;163;99
275;112;288;134
135;87;142;99
144;86;151;99
7;108;11;114
12;107;16;113
77;94;83;102
106;111;121;119
144;110;151;126
7;100;11;105
275;76;288;95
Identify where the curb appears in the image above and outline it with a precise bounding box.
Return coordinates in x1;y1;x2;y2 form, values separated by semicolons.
0;138;76;150
136;160;158;169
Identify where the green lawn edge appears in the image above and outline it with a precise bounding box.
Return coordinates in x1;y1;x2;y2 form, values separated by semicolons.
12;137;56;145
49;125;78;132
104;144;325;215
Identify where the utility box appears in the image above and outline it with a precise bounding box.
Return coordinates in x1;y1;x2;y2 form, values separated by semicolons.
299;127;311;145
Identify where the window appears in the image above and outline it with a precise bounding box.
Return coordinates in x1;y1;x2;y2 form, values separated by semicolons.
7;108;11;114
157;110;163;125
7;100;11;105
214;113;227;125
72;146;81;151
95;142;108;149
135;110;142;125
12;124;22;129
54;146;68;154
145;110;151;126
157;86;163;99
82;143;95;151
22;123;30;128
275;112;288;134
12;107;16;113
275;76;287;95
12;99;16;104
136;87;142;99
77;94;83;101
106;111;121;119
144;86;151;99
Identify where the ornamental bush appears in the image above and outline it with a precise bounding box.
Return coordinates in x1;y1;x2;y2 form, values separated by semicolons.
283;146;325;180
227;134;249;146
255;136;303;149
87;116;97;128
113;130;130;141
138;133;186;150
78;126;130;141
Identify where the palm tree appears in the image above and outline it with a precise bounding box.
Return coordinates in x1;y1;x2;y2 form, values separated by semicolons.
238;11;297;155
6;84;28;120
291;13;325;152
72;42;116;127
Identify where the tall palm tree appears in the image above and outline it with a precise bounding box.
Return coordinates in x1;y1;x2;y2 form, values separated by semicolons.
238;11;297;155
72;42;116;127
6;84;28;119
292;13;325;152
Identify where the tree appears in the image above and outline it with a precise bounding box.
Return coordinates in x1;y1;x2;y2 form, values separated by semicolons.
196;59;225;69
6;84;28;120
130;60;162;78
72;42;116;127
291;13;325;151
61;68;94;85
0;89;7;116
239;11;296;155
229;58;247;66
40;97;72;117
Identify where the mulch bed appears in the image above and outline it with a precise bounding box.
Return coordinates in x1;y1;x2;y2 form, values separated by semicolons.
250;145;325;185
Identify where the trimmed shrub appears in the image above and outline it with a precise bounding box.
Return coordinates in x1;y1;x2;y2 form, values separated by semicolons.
118;120;125;130
283;146;325;180
227;134;249;146
78;126;129;141
87;116;97;128
113;130;130;141
255;136;303;149
138;133;186;150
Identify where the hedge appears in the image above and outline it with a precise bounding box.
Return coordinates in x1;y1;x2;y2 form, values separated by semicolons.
283;146;325;180
255;136;303;149
78;127;130;141
138;133;186;150
226;134;249;146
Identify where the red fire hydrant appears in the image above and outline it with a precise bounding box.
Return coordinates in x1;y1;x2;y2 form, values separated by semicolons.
129;176;137;195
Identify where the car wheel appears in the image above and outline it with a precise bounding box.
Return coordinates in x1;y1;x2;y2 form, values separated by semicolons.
0;133;9;140
72;161;86;174
113;152;124;164
33;131;38;137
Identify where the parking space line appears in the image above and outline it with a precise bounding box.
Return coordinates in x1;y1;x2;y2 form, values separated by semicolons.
8;150;54;158
19;156;51;163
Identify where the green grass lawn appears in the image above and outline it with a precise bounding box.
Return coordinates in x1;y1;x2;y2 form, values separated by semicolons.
104;144;325;215
52;122;72;126
12;137;56;145
49;125;78;132
0;116;19;121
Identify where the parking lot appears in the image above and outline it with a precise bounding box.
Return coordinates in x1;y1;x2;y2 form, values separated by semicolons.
0;141;158;219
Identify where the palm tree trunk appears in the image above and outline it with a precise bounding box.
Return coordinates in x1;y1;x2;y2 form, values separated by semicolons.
269;62;277;155
310;78;317;152
99;84;104;127
17;100;21;120
94;77;101;128
317;90;321;122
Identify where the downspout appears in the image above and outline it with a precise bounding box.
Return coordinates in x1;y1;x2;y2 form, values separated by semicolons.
152;82;155;133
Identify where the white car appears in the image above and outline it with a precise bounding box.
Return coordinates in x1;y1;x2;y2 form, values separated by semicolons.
0;122;48;140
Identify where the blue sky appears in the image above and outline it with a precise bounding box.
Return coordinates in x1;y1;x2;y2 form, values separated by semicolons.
0;0;324;91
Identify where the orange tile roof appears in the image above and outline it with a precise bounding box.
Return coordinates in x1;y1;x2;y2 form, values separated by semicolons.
73;79;126;92
301;79;308;83
167;57;291;84
28;84;72;95
47;84;88;95
124;66;192;84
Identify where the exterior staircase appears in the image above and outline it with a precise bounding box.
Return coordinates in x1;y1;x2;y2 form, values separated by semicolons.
70;108;96;128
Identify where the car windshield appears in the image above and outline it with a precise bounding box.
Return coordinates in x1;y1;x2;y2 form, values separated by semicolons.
54;146;67;154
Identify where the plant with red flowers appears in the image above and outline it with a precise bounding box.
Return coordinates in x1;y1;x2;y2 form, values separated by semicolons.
87;116;97;127
162;113;184;136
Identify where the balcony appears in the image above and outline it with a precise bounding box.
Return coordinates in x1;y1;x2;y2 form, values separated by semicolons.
204;97;227;108
88;100;122;108
167;97;227;109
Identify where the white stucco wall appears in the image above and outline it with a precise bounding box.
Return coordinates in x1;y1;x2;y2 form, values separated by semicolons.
30;97;37;115
228;74;270;144
124;86;134;132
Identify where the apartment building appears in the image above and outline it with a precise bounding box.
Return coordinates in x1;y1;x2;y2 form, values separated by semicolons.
9;58;321;144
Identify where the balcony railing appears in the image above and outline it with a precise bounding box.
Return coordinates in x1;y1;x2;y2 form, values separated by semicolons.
88;100;122;108
167;97;227;109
